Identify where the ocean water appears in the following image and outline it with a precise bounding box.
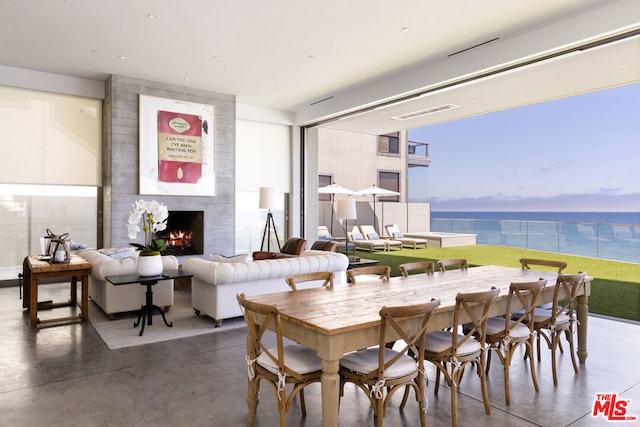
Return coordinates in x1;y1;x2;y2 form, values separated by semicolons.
432;212;640;225
430;211;640;263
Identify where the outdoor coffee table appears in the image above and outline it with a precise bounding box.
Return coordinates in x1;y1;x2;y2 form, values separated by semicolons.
106;269;192;336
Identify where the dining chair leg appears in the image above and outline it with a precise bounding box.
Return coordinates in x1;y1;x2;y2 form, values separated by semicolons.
417;376;427;427
551;333;560;386
400;384;411;409
504;347;512;406
246;379;259;427
451;375;459;427
479;357;491;415
276;385;288;427
299;387;307;416
567;328;579;374
526;341;540;392
434;364;442;394
375;395;384;427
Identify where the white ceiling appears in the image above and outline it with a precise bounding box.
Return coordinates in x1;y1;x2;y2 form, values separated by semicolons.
1;0;638;135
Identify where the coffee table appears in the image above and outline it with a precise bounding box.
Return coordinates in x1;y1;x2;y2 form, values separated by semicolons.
347;257;379;269
106;269;192;336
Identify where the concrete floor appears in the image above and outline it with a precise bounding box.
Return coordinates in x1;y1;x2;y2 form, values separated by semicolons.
1;283;639;427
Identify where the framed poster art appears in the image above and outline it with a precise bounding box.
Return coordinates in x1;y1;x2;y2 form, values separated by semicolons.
139;95;215;196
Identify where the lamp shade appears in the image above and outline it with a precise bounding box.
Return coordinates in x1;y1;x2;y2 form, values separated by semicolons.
336;198;357;220
259;187;279;210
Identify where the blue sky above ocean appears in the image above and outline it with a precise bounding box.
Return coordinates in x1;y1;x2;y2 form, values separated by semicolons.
408;83;640;212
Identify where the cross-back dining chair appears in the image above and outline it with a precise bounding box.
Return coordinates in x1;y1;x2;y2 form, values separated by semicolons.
346;265;391;284
519;257;566;310
399;261;435;277
339;298;441;427
437;258;468;273
519;258;567;273
285;271;335;291
484;278;547;405
424;287;499;427
529;272;587;385
236;293;323;427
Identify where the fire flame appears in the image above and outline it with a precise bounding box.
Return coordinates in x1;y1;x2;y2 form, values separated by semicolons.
168;230;193;247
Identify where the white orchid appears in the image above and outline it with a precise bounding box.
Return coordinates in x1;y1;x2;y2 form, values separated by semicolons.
127;199;169;254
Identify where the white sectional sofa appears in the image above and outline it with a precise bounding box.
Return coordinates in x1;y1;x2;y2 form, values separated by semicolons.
182;250;349;326
77;249;178;319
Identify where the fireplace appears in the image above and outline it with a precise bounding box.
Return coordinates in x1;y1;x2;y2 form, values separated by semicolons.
159;210;204;256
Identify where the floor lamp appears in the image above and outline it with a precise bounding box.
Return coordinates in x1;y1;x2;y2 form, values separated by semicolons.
259;187;281;251
337;198;357;255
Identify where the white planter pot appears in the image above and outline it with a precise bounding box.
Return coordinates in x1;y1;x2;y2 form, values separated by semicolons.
137;254;163;277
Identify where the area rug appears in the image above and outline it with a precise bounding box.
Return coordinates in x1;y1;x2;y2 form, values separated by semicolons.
89;289;246;350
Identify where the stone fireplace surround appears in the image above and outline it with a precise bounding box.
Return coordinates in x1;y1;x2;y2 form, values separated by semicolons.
101;75;236;264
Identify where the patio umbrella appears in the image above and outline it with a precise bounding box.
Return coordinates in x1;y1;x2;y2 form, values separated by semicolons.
318;183;355;235
355;184;400;233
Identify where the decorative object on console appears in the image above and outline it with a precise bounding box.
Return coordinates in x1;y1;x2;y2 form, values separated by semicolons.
50;233;70;263
258;187;281;251
127;199;169;276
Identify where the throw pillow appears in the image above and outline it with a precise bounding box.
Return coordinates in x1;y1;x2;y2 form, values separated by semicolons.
210;253;249;263
99;247;133;260
351;233;364;241
367;232;380;240
393;231;404;239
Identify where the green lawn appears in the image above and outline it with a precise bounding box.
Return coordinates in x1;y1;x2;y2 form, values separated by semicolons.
350;244;640;322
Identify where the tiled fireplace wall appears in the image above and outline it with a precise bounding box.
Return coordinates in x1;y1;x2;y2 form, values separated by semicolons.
102;75;235;262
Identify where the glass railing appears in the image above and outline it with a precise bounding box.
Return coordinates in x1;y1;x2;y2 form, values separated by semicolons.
431;218;640;264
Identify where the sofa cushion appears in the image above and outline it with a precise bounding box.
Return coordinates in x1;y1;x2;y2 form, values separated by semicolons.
98;247;133;260
210;253;249;263
184;251;349;286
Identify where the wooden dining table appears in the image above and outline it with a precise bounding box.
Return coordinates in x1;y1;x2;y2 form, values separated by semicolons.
245;265;592;427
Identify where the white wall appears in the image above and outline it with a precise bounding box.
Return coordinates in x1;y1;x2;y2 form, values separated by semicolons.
235;105;295;253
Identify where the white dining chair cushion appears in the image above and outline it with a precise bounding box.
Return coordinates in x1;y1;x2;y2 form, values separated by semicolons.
257;344;322;375
529;307;570;325
340;347;417;379
485;317;531;339
425;330;481;356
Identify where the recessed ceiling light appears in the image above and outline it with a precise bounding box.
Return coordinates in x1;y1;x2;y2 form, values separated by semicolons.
213;56;223;61
184;78;190;81
401;27;409;32
307;55;316;60
147;14;158;19
118;55;126;60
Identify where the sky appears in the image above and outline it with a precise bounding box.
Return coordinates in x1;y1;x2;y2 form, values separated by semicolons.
407;82;640;212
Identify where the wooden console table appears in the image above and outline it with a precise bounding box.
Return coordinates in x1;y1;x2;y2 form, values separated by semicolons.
22;255;91;328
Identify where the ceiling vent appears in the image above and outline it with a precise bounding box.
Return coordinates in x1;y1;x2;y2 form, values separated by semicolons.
392;104;459;121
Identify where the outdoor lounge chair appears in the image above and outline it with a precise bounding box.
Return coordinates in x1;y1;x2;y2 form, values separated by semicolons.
360;225;402;251
317;226;355;254
348;227;387;252
385;224;428;249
